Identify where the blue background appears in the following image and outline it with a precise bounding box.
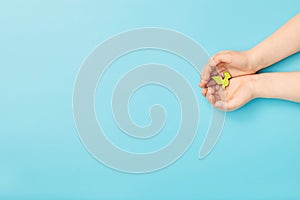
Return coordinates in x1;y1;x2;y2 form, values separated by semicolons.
1;0;300;199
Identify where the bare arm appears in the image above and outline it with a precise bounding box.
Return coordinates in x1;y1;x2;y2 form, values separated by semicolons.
249;13;300;71
200;13;300;91
201;13;300;111
252;71;300;102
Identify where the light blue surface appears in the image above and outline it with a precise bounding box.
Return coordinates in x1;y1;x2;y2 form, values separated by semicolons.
1;0;300;199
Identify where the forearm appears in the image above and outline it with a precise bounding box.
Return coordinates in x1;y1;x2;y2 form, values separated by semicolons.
248;13;300;71
252;71;300;102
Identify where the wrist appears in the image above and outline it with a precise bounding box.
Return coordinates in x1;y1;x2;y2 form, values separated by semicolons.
248;73;263;99
245;48;264;72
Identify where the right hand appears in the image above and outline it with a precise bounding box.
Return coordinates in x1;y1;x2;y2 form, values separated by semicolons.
205;75;256;111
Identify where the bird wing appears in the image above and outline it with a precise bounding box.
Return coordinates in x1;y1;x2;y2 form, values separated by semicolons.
212;76;223;85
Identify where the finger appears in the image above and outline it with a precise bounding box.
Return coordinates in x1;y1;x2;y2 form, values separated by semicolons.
202;88;208;97
215;99;238;111
214;101;227;111
207;94;216;105
217;65;227;75
213;87;226;102
214;93;221;102
199;79;206;88
210;69;219;76
207;79;217;87
207;87;215;96
218;90;226;100
200;59;216;83
214;93;222;103
212;53;232;66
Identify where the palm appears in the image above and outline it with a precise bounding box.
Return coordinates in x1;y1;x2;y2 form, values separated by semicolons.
205;75;254;111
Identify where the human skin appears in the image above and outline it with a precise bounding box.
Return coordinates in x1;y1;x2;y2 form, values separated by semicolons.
206;72;300;111
199;13;300;111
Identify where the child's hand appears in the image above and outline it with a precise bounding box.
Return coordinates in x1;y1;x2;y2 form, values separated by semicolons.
200;13;300;111
199;50;256;90
205;75;255;111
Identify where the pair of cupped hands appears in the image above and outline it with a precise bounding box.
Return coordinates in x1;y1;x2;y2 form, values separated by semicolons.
199;50;258;111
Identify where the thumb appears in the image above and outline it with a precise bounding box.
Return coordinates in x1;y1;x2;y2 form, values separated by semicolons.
214;101;227;111
212;53;232;66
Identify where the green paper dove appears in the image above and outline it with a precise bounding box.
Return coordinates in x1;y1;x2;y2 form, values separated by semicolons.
212;72;231;90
